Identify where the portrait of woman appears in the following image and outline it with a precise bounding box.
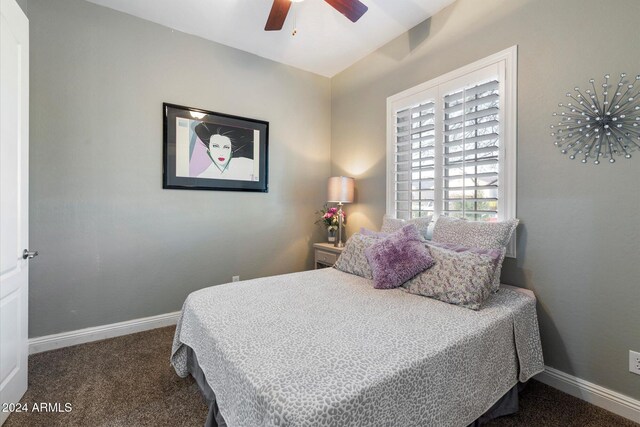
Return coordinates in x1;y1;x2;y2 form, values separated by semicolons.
164;103;268;192
190;122;258;181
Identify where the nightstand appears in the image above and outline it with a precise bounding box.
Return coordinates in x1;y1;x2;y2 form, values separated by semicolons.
313;243;345;269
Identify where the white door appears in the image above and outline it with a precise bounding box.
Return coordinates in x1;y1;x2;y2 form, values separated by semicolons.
0;0;30;424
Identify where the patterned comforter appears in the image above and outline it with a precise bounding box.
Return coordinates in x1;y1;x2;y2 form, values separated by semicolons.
171;268;544;427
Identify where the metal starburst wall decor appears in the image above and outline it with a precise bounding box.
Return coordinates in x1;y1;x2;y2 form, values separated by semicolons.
551;74;640;164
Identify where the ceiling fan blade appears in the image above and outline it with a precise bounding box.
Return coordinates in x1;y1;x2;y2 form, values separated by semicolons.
265;0;292;31
325;0;368;23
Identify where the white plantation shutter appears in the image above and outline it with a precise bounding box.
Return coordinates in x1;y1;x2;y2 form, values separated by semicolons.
442;79;500;221
394;100;436;220
387;47;517;254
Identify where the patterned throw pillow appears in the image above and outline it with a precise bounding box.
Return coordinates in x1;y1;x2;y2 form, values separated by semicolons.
402;245;496;310
333;234;381;279
427;241;502;266
380;215;433;240
432;216;519;292
364;225;435;289
359;227;391;238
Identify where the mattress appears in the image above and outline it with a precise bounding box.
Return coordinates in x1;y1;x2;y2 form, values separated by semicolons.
171;268;544;427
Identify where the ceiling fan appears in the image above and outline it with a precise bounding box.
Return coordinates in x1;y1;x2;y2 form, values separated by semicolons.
265;0;368;31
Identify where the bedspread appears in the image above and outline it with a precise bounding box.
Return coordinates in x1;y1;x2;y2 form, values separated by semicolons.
171;268;544;427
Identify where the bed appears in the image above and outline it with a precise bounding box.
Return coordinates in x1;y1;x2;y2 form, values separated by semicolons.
171;267;544;427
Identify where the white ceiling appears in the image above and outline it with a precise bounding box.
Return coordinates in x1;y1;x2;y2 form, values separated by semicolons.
85;0;456;77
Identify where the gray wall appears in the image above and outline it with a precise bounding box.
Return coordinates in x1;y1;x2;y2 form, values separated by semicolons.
25;0;331;337
331;0;640;399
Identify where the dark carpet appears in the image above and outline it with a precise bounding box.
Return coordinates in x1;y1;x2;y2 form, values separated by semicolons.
5;326;637;427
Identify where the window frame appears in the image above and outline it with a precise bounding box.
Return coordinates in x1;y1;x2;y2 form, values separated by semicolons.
386;46;518;256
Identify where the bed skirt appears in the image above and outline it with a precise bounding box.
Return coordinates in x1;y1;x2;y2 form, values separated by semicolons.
186;346;522;427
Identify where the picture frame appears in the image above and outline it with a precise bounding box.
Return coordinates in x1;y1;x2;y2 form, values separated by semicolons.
163;103;269;192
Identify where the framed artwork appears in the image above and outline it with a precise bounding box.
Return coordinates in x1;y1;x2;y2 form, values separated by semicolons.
163;103;269;192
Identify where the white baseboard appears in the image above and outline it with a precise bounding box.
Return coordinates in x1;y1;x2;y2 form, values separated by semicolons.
535;366;640;423
28;311;180;355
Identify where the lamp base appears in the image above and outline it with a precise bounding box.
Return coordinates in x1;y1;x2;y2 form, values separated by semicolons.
334;203;345;248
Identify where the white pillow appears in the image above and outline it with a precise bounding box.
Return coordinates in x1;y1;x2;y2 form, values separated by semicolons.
381;214;433;240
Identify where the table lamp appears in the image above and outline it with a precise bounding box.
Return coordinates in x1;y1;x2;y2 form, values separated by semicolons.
327;176;355;248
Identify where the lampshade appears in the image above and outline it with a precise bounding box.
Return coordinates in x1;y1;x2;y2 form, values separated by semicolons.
327;176;354;203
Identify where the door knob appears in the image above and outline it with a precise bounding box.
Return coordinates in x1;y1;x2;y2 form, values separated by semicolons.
23;249;38;259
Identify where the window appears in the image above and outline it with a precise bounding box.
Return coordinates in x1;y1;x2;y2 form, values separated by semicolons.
386;46;517;255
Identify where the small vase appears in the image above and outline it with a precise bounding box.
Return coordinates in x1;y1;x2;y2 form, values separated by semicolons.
327;228;336;243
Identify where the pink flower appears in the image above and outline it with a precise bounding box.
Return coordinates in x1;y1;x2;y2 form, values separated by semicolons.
315;204;347;228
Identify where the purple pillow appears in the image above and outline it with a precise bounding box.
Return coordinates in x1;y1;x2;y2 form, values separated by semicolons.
364;224;435;289
359;227;391;238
